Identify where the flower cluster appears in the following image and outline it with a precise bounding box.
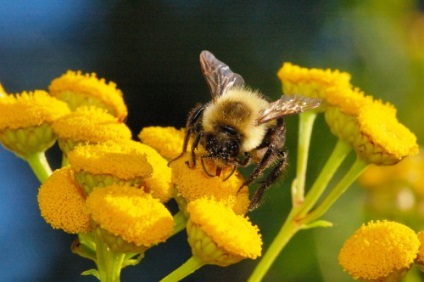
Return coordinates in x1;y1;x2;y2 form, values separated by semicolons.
278;63;418;165
0;58;419;281
0;71;262;281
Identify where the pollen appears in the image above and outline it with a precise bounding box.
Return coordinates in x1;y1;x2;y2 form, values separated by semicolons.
186;198;262;265
355;100;418;165
277;62;351;100
52;106;132;154
86;185;174;248
0;91;70;156
325;85;374;116
0;90;70;130
138;126;187;160
49;70;127;121
67;140;153;194
338;220;419;281
169;153;250;215
37;167;91;234
136;142;174;203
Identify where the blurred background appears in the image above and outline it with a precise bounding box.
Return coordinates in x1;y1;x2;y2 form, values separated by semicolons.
1;0;423;281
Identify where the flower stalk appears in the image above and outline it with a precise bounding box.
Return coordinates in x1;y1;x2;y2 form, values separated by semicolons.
292;111;318;206
25;152;52;183
160;256;205;282
249;113;363;282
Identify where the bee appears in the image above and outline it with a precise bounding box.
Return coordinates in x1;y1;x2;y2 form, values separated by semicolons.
171;50;321;211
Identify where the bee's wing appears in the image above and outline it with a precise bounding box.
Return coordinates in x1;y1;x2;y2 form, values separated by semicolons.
200;50;245;99
256;95;322;124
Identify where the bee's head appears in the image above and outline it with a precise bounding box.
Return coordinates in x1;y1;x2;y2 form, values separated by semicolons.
204;125;241;161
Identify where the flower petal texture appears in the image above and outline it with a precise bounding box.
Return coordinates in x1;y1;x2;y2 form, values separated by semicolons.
38;167;91;234
338;220;419;280
186;198;262;265
49;70;127;121
138;126;186;160
86;185;174;248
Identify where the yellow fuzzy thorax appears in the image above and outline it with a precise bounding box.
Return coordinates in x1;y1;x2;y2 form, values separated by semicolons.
201;88;269;152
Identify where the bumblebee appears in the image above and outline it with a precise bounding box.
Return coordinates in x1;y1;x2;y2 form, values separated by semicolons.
171;51;321;210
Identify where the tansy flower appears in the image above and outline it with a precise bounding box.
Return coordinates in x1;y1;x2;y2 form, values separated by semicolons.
67;140;153;194
338;220;419;281
38;167;91;234
135;142;174;203
169;152;250;215
138;126;187;160
186;198;262;266
325;94;418;165
49;70;127;121
0;90;70;157
52;106;132;155
354;100;418;165
86;185;174;252
277;62;351;101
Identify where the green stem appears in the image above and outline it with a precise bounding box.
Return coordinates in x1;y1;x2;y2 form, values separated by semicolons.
160;256;204;282
292;111;318;206
300;157;369;225
172;210;188;236
248;214;299;282
95;232;125;282
61;153;69;167
297;139;351;217
25;152;52;183
248;140;352;282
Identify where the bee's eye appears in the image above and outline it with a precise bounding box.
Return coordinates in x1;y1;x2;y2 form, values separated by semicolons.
220;125;238;135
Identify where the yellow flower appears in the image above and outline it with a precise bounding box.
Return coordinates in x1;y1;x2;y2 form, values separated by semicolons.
52;106;132;155
138;126;187;160
169;152;250;215
338;220;419;281
277;62;351;100
86;185;174;252
325;95;418;165
325;85;374;116
49;70;127;121
38;167;91;234
0;90;70;157
186;198;262;266
354;100;418;165
68;140;153;194
136;142;173;203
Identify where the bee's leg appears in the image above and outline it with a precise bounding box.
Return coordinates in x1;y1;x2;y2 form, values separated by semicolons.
237;152;252;167
168;105;204;167
248;150;287;211
188;132;202;168
244;117;287;210
242;146;277;189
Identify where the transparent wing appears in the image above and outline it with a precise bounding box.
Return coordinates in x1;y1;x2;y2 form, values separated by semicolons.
200;50;245;99
256;95;322;124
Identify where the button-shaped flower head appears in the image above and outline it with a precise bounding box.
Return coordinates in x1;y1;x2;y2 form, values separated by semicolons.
49;70;127;121
0;90;70;157
339;220;419;281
